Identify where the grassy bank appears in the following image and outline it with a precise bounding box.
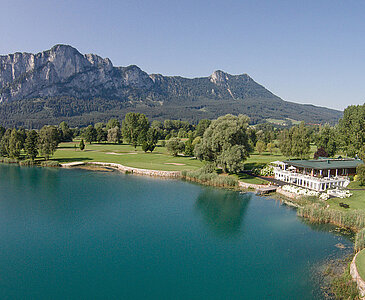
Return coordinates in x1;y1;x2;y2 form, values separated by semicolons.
356;249;365;281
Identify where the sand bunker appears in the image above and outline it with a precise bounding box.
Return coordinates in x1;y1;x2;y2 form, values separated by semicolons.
105;152;138;155
164;163;186;166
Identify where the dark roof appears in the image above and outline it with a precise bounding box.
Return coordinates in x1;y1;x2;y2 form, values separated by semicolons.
283;158;363;170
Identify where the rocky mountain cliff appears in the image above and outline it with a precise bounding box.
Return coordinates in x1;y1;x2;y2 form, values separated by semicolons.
0;44;342;127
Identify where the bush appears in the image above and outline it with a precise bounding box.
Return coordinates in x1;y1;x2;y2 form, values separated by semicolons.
40;160;60;167
260;165;274;176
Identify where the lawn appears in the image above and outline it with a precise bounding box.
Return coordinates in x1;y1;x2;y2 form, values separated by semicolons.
231;172;269;185
356;249;365;281
327;181;365;211
244;152;287;170
52;142;203;171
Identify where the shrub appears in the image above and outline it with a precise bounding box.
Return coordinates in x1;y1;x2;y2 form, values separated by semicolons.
260;165;274;176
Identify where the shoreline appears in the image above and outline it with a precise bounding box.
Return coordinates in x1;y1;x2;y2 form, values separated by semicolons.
351;251;365;299
61;161;182;178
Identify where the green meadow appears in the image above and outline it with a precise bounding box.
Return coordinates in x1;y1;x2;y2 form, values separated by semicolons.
52;142;203;171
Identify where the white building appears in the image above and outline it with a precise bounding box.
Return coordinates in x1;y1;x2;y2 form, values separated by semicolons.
272;158;363;191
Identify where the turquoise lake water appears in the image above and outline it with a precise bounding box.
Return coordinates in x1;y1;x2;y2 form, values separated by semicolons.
0;164;353;299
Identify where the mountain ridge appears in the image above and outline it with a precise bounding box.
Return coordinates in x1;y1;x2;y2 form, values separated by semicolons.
0;44;342;127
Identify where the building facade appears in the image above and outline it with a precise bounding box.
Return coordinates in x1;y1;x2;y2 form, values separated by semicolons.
272;158;363;191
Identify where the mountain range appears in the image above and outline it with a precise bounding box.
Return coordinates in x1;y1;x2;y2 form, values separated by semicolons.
0;44;342;128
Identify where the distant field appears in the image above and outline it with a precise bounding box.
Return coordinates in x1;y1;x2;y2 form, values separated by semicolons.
265;118;301;126
52;142;203;171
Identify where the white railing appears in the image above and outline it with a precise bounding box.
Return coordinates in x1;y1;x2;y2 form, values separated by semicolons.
273;167;350;190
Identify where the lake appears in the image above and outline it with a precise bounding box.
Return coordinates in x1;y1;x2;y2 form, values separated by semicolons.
0;164;353;299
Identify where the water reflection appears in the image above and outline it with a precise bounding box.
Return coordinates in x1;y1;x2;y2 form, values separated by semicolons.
195;189;251;237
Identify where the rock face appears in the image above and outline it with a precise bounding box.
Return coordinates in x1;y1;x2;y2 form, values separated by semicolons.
0;44;281;103
0;45;155;102
0;44;343;126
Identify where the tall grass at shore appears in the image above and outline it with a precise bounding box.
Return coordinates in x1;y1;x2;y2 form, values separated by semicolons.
40;161;60;167
0;157;19;164
355;228;365;252
181;165;238;188
298;203;365;231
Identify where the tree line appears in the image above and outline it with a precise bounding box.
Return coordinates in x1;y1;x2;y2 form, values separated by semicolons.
0;104;364;179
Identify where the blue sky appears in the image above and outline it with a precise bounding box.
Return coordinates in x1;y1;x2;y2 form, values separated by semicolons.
1;0;364;110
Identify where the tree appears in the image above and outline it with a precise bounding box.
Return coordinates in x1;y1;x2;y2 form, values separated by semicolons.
216;145;248;173
195;119;211;137
315;124;337;157
0;129;11;157
256;140;266;154
356;164;365;186
83;125;97;144
184;133;195;156
313;147;328;159
142;128;159;152
79;139;85;151
38;126;59;160
291;122;311;159
59;122;73;142
122;113;149;148
8;129;23;159
0;125;5;141
107;127;121;144
266;142;275;154
338;104;365;157
279;123;310;159
166;138;185;156
106;118;121;130
17;127;26;149
24;130;39;160
194;114;252;173
247;128;257;147
278;129;292;157
96;126;107;143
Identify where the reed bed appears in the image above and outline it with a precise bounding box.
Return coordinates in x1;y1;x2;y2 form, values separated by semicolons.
355;228;365;252
19;159;36;166
0;157;19;164
40;161;60;167
181;168;238;188
298;203;365;231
